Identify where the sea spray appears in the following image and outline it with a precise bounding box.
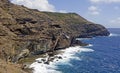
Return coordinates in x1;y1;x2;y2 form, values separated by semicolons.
30;46;94;73
109;33;120;37
87;44;93;47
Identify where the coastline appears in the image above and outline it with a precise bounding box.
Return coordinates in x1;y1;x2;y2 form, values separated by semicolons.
29;45;94;73
0;0;110;73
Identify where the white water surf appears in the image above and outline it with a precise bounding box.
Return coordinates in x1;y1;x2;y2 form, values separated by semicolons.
29;46;94;73
109;33;120;37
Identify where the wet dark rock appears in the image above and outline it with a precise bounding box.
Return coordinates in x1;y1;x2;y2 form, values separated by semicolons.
37;60;42;63
71;38;88;46
47;57;55;62
44;61;49;65
48;52;54;57
41;59;46;62
58;56;62;59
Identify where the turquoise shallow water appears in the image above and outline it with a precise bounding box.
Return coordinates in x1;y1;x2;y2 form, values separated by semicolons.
56;28;120;73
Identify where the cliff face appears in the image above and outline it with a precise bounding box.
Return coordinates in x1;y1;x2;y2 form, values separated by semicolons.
0;0;109;69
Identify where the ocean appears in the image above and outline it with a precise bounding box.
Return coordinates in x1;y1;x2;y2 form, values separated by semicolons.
30;28;120;73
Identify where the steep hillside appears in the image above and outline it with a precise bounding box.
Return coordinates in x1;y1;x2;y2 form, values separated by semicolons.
0;0;110;72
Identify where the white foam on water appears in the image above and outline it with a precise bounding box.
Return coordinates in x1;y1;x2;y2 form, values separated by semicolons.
76;38;91;40
30;62;61;73
30;46;94;73
87;44;93;47
109;33;120;37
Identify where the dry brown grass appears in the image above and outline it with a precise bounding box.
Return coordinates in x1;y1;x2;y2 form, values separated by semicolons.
0;59;27;73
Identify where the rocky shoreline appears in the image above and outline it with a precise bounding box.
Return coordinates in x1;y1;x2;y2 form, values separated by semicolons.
0;0;110;73
29;45;94;73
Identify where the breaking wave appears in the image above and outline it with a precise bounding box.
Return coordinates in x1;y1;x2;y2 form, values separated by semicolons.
109;33;120;37
30;46;94;73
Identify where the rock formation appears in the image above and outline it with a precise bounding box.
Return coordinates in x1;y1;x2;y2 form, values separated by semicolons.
0;0;110;72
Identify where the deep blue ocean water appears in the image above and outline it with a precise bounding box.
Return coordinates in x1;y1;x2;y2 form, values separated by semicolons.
56;28;120;73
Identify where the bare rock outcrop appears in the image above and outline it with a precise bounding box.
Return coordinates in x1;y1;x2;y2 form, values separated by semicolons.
0;0;110;72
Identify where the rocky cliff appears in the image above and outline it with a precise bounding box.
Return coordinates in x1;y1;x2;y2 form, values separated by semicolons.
0;0;110;72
